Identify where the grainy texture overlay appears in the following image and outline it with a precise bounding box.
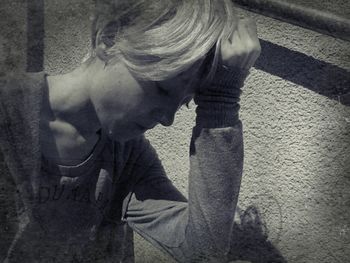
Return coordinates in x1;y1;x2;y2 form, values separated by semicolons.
0;0;349;262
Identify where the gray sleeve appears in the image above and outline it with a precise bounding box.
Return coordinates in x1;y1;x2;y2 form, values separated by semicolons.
124;122;244;262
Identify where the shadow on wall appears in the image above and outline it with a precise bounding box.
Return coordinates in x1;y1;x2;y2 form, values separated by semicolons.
256;39;350;106
227;206;287;263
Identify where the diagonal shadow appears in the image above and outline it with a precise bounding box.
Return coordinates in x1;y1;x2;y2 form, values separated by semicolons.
256;39;350;106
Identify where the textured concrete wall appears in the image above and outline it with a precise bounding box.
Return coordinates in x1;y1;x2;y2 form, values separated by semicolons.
1;1;349;262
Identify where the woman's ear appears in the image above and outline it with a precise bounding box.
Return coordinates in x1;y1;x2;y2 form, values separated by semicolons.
95;40;111;63
95;21;119;62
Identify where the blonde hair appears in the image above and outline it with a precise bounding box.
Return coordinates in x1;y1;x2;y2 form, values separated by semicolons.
92;0;237;81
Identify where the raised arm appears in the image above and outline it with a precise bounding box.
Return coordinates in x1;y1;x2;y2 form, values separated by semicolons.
124;18;261;262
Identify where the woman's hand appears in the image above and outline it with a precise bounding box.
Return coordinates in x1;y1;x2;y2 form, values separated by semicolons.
220;18;261;71
193;18;260;130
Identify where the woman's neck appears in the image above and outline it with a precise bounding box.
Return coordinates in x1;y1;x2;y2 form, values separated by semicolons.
46;61;101;137
40;60;104;165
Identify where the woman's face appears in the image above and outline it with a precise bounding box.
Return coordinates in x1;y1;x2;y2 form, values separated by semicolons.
90;60;202;141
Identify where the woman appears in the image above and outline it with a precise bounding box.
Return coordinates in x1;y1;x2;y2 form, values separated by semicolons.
0;0;261;262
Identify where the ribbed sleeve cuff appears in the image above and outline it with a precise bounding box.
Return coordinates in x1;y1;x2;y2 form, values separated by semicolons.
194;65;249;129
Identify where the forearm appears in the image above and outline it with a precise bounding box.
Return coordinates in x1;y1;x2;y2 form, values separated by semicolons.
125;127;244;262
185;124;244;260
182;66;247;260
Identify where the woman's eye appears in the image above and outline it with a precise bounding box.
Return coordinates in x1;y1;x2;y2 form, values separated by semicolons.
155;83;169;96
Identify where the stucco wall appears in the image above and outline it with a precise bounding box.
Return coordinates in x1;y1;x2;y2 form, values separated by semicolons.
1;1;349;262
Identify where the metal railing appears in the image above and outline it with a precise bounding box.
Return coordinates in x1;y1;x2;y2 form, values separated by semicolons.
233;0;350;42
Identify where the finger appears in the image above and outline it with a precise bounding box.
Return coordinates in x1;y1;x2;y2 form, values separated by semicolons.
243;19;261;55
236;19;253;45
243;51;258;70
221;30;239;58
238;18;259;46
243;42;261;70
226;26;238;44
235;21;255;69
222;32;247;68
245;51;259;70
238;18;261;69
243;17;258;37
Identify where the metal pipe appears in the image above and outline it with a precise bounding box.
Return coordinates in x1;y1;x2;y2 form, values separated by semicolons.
232;0;350;42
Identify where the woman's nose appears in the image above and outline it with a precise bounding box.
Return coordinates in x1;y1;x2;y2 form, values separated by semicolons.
152;98;182;127
158;110;175;127
152;106;177;127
